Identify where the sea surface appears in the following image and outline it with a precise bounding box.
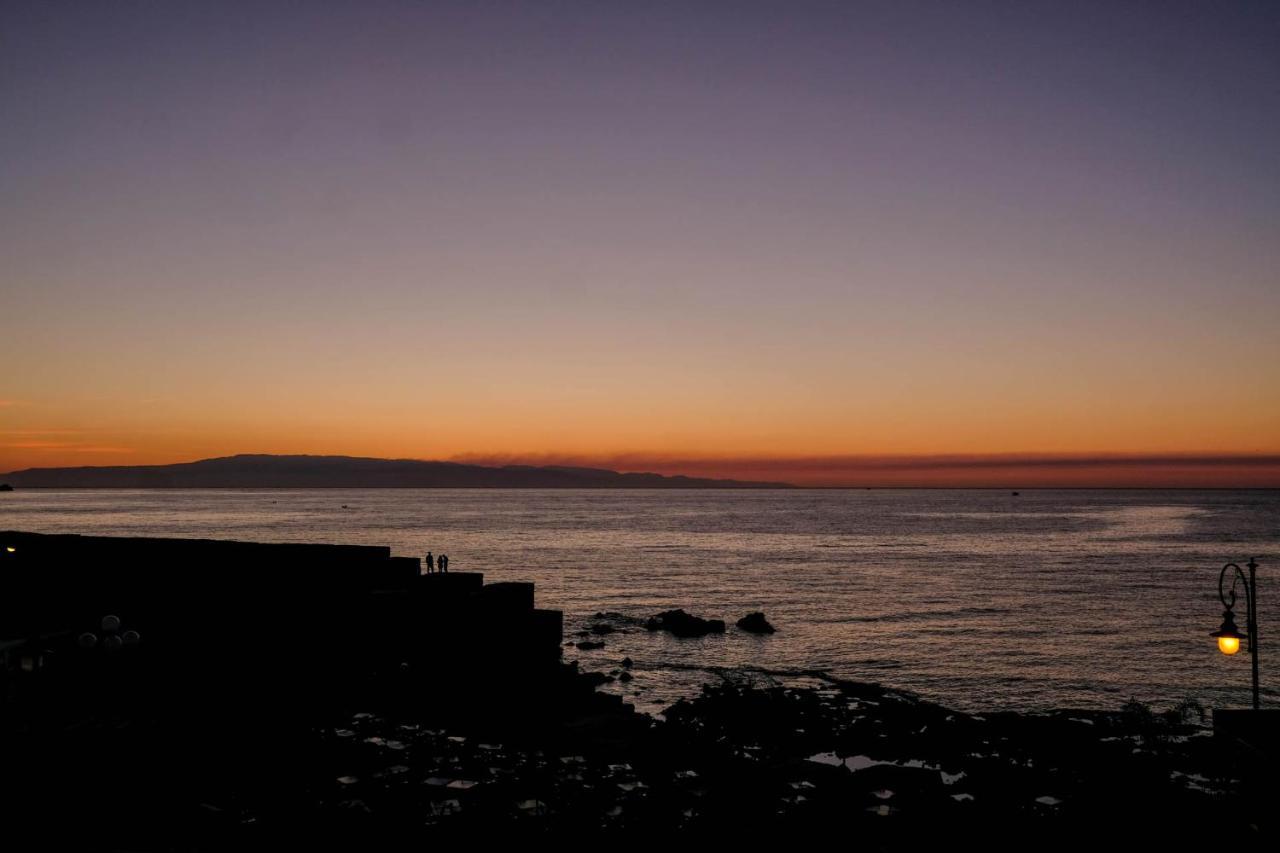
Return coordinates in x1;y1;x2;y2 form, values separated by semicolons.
4;489;1277;715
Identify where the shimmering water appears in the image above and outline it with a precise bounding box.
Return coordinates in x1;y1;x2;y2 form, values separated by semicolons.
3;489;1276;714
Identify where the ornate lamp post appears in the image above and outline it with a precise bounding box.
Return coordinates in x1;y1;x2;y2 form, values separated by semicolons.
1210;558;1260;710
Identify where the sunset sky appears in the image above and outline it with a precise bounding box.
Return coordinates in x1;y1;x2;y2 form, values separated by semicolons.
3;1;1278;486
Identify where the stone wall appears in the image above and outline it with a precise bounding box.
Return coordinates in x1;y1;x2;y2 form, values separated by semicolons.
0;530;564;719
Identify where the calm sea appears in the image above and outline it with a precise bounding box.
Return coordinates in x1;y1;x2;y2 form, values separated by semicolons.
3;489;1277;714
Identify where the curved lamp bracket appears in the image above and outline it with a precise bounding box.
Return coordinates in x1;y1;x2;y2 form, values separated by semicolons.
1219;562;1251;613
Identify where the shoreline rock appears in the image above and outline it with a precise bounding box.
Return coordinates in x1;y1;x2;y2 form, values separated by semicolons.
736;612;776;634
644;609;726;638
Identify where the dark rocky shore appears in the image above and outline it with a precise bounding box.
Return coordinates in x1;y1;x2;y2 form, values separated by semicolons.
246;678;1272;845
2;531;1274;846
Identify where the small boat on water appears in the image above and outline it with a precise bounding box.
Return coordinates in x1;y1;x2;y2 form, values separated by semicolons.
0;483;14;492
1011;491;1020;496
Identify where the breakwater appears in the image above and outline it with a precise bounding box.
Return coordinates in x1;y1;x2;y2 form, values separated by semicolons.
0;530;634;844
1;530;574;719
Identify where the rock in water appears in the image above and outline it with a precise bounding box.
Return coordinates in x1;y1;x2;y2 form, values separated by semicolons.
736;612;776;634
644;609;726;638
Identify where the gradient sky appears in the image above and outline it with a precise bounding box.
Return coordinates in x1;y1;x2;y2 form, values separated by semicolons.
3;1;1279;486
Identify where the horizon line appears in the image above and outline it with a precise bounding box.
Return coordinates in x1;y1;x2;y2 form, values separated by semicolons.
4;450;1280;489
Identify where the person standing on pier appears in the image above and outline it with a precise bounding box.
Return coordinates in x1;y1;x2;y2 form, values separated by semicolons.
439;554;449;573
424;551;435;573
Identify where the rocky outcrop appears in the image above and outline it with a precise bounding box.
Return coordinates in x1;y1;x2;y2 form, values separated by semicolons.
736;612;776;634
645;609;726;638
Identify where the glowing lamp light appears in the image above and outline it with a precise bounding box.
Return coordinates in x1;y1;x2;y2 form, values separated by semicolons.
5;546;14;553
1210;609;1245;655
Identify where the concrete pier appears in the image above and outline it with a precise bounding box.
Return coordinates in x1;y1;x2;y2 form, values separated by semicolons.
0;530;565;720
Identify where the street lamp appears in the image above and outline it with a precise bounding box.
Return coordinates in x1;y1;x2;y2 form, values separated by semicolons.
1211;558;1260;710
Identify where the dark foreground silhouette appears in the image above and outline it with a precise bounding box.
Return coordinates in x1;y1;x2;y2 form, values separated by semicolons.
1;531;1274;846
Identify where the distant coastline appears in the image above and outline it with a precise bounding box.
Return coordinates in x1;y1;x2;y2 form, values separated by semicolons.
0;454;793;489
5;454;1277;490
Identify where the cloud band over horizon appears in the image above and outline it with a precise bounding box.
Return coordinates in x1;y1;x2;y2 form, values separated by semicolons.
449;452;1280;488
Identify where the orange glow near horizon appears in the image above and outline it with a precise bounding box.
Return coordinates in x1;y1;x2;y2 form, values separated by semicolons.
4;343;1280;485
4;378;1280;486
2;415;1279;489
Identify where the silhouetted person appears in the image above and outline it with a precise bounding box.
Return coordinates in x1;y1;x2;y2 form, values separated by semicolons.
439;554;449;573
425;551;435;573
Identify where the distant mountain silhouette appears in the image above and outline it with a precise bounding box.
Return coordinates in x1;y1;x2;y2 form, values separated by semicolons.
0;454;793;489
